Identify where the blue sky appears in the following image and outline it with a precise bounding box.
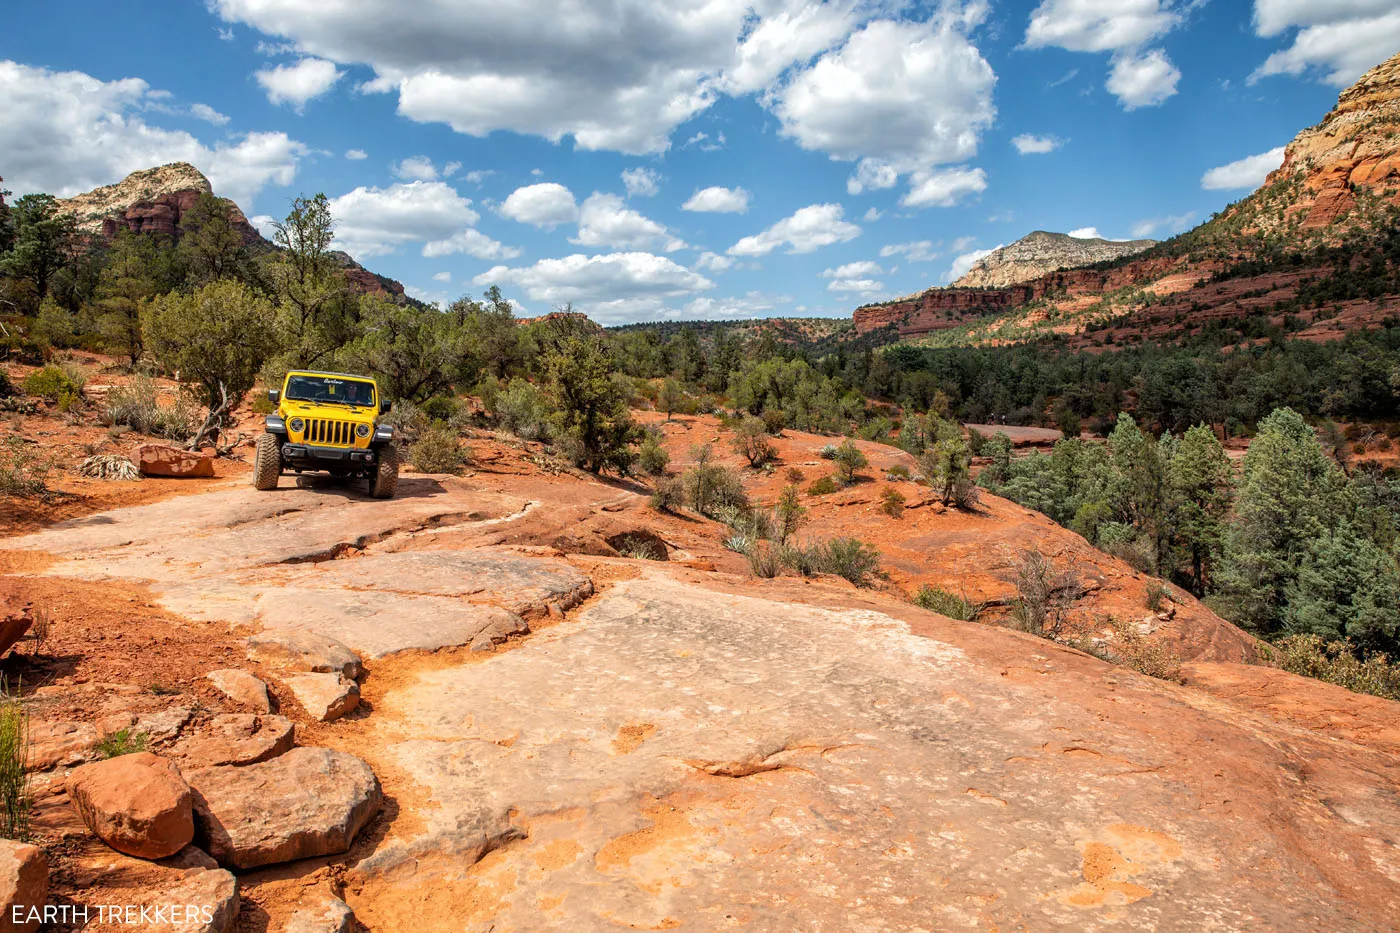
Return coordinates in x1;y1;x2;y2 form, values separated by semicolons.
3;1;1396;324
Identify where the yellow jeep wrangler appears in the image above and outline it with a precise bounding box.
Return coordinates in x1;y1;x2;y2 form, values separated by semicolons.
252;370;400;498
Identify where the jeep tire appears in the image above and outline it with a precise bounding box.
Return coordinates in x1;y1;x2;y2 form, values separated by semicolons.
369;443;399;499
252;433;281;491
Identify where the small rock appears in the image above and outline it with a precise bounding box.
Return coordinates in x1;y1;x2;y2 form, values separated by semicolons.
205;670;271;713
174;714;295;767
284;674;359;723
135;707;195;746
189;747;381;870
158;845;220;871
131;865;239;933
135;444;215;478
68;753;194;859
282;895;355;933
247;629;363;680
469;632;497;652
0;839;47;933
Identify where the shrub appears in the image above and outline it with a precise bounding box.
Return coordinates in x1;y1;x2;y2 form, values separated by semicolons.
1266;635;1400;701
420;395;463;424
638;434;670;476
96;728;148;759
142;279;278;408
880;488;906;518
746;542;782;578
0;370;14;399
0;683;31;840
1145;582;1171;612
810;537;881;587
382;401;430;446
0;438;52;498
22;366;83;407
807;474;839;496
409;425;470;474
100;376;198;440
818;444;839;460
614;534;666;560
684;462;748;517
773;484;807;544
1086;616;1185;682
649;475;686;512
761;408;786;435
831;440;868;482
1007;549;1084;639
785;467;806;484
913;586;982;621
731;415;776;468
886;465;911;481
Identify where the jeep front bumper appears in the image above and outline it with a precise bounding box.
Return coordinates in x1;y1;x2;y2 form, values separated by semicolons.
280;443;378;464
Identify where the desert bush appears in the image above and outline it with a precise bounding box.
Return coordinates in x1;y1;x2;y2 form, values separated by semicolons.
614;534;666;560
818;444;839;460
638;434;670;476
886;465;911;481
684;461;748;518
0;438;52;498
809;537;881;587
785;467;806;484
731;415;777;468
649;475;686;512
0;370;13;399
420;395;463;424
96;728;148;759
773;484;807;544
1266;634;1400;701
142;279;278;408
880;488;906;518
831;440;868;482
913;586;982;621
409;425;470;474
100;376;198;440
491;378;553;441
1098;616;1184;682
1007;548;1084;639
761;409;786;435
381;401;430;446
745;542;783;578
22;366;83;408
807;474;840;496
0;683;31;840
1145;582;1171;612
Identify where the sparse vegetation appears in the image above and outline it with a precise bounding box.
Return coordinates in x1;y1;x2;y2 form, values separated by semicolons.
731;415;777;468
1265;635;1400;701
22;365;83;408
409;425;470;474
77;454;140;481
99;376;198;439
96;728;148;759
0;438;53;498
880;488;906;518
1007;548;1084;639
807;474;840;496
0;683;31;841
913;586;982;621
831;440;868;483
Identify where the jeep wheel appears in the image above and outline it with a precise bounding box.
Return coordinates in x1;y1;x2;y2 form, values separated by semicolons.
369;443;399;499
252;434;281;491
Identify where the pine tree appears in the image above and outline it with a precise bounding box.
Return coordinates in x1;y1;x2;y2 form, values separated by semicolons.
544;335;639;474
1166;424;1234;594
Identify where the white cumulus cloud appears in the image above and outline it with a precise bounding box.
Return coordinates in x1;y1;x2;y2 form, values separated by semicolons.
822;260;883;278
472;252;713;323
1024;0;1184;109
1251;1;1400;86
327;180;518;261
1201;146;1287;190
695;251;736;272
346;149;368;160
254;57;343;112
947;246;998;282
901;166;987;209
572;192;686;251
0;60;305;208
880;241;939;262
498;182;579;227
190;103;231;125
1068;227;1105;239
1011;133;1062;154
827;278;884;296
393;155;439;181
728;203;861;256
682;186;751;213
621;167;661;197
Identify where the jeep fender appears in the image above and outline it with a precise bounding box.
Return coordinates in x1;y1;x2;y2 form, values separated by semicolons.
371;424;395;447
265;414;288;436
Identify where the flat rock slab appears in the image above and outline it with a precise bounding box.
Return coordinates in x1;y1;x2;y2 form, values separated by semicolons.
285;551;593;617
253;589;527;660
246;629;363;680
173;715;294;768
205;670;271;713
189;747;381;870
352;575;1400;931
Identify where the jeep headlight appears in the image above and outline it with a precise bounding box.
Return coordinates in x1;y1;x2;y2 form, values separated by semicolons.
356;423;371;438
288;417;304;432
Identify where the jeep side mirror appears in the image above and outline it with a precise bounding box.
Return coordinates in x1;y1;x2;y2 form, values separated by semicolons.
268;389;280;404
380;399;391;414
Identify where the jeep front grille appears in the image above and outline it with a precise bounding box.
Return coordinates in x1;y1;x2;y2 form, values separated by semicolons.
304;418;356;447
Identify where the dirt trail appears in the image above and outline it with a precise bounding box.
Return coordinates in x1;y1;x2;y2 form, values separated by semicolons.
3;444;1400;929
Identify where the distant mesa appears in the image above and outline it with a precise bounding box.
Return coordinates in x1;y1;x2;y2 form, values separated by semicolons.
952;231;1156;289
53;162;407;301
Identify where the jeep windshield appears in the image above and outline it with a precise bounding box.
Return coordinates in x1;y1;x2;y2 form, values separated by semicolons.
285;375;376;407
